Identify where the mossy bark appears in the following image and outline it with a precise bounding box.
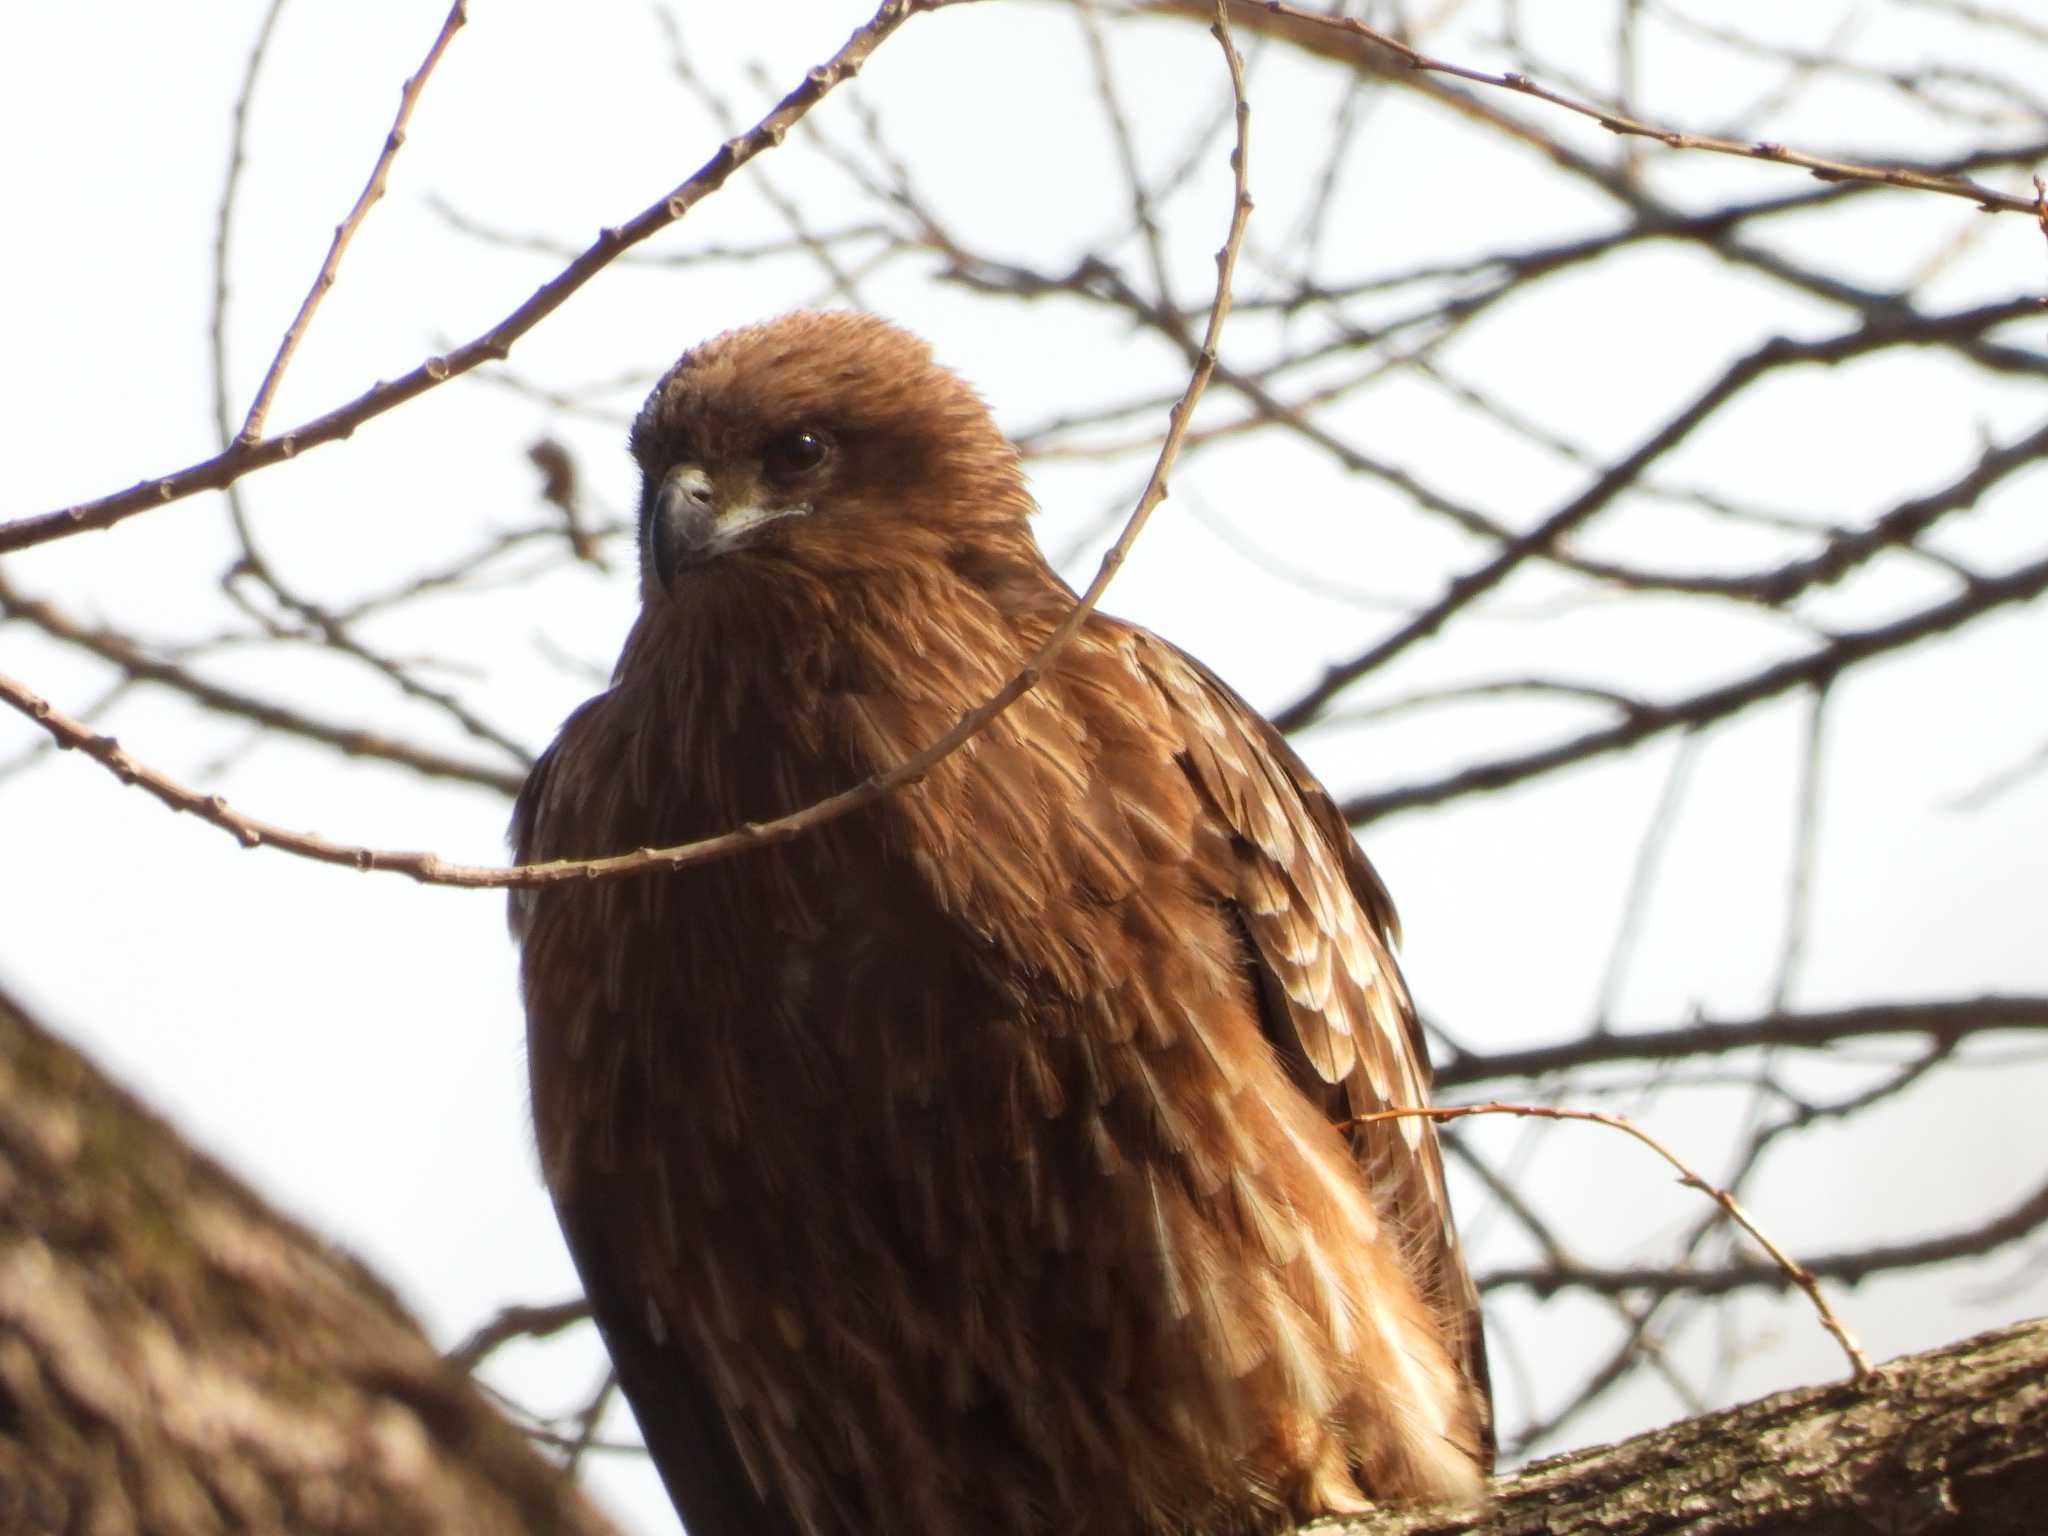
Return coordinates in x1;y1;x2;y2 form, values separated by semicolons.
1328;1318;2047;1534
0;981;619;1536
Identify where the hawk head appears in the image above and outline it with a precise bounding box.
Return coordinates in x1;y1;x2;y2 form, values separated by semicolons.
629;311;1036;601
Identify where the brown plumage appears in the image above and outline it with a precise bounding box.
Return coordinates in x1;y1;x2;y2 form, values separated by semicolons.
511;311;1492;1536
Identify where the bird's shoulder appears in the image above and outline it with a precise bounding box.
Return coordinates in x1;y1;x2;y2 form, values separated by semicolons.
1056;614;1420;1079
506;686;644;941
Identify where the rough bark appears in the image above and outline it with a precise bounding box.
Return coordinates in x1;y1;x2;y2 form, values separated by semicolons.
1331;1316;2048;1535
1;976;2041;1536
0;979;620;1536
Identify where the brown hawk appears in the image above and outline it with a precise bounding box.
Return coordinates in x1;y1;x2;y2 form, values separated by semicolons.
511;311;1492;1536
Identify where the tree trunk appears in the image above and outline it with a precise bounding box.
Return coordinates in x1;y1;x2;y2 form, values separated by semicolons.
0;980;620;1536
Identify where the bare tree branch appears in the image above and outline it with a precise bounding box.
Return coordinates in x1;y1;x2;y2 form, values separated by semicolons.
0;0;964;556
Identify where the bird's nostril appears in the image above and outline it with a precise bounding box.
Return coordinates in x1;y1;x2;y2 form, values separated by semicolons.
649;465;718;592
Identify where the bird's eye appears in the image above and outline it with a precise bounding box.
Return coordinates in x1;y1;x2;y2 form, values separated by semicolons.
762;427;832;481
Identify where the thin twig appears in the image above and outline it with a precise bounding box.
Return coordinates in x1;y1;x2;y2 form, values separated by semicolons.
1207;0;2044;215
1590;731;1702;1032
563;1371;619;1476
239;1;468;442
1435;996;2048;1088
1948;731;2048;810
446;1297;592;1372
0;570;523;795
656;11;869;308
1339;547;2048;825
430;193;899;270
1769;686;1831;1009
1484;1165;2048;1301
1078;0;1180;318
1348;1100;1874;1378
210;0;291;453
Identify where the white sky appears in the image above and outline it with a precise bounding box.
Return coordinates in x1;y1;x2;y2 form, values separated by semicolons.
3;3;2046;1529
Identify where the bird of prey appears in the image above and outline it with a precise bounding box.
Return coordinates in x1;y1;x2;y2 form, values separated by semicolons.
511;310;1492;1536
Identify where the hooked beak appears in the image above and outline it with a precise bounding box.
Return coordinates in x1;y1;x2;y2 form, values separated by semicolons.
648;465;809;595
649;465;717;594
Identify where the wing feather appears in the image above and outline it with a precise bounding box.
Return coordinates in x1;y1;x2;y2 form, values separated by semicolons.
1116;623;1495;1454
